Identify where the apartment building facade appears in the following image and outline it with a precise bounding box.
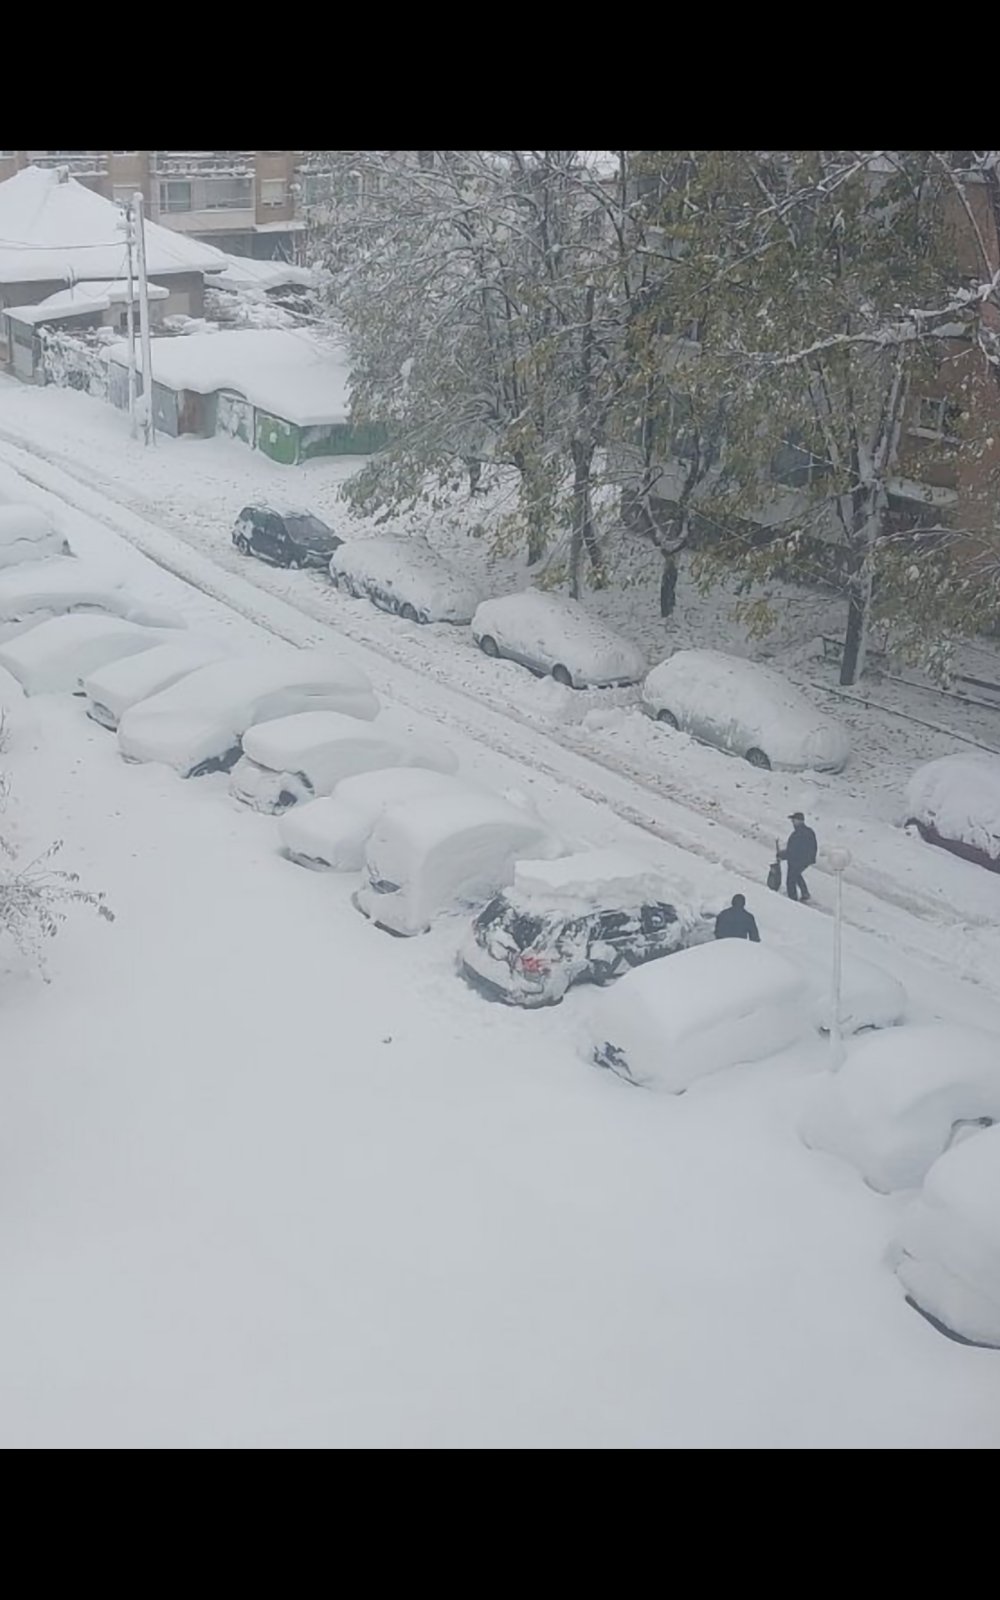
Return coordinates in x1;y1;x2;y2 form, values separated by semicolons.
0;151;309;261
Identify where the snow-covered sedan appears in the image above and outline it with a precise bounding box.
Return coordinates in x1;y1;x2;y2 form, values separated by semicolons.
230;710;458;813
0;614;179;696
772;943;906;1036
799;1023;1000;1193
905;752;1000;874
279;768;476;871
0;504;71;569
116;648;378;777
232;505;342;570
329;536;484;625
459;849;693;1006
891;1123;1000;1348
588;938;812;1091
84;636;231;730
642;648;850;771
471;590;646;689
0;559;185;642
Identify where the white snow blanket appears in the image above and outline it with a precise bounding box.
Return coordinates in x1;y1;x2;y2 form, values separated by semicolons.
0;615;177;696
0;559;185;641
642;648;850;772
83;637;231;730
905;752;1000;865
331;537;485;624
0;505;69;569
117;649;378;776
799;1023;1000;1192
892;1124;1000;1348
588;938;811;1092
357;789;559;935
279;768;472;871
0;662;27;748
511;849;676;918
472;590;646;687
231;710;457;811
769;938;907;1035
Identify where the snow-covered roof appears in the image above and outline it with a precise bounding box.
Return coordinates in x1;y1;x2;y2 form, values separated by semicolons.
207;253;316;295
5;278;169;325
107;328;353;427
0;165;228;286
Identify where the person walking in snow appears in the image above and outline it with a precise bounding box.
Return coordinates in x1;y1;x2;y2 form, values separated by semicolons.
714;893;760;942
779;811;818;903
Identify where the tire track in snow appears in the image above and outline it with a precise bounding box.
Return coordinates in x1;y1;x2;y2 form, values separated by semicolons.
0;423;995;996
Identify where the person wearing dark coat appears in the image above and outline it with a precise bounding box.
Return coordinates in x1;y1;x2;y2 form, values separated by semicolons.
779;812;818;902
714;893;760;942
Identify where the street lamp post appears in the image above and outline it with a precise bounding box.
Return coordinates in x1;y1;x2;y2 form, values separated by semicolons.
826;847;852;1068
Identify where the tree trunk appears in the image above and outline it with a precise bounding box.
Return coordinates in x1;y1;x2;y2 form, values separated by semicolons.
660;554;678;618
840;533;877;685
569;441;604;598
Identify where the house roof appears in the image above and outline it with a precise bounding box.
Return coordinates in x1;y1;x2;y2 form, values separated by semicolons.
107;328;353;428
0;165;228;286
207;253;316;294
5;278;169;325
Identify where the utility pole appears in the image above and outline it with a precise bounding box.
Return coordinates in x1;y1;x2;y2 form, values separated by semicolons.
133;191;155;447
123;201;138;440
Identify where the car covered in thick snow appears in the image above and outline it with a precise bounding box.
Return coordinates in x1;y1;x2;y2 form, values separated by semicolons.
642;648;850;771
279;768;472;871
330;536;484;625
471;590;646;689
904;752;1000;874
772;942;906;1036
0;614;178;696
0;504;71;569
891;1123;1000;1349
355;790;560;937
83;636;231;730
230;710;458;813
232;505;342;570
588;938;811;1091
116;648;378;777
0;559;184;642
459;849;693;1006
798;1023;1000;1193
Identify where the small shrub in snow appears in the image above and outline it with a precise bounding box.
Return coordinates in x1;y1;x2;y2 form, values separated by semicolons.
0;773;114;977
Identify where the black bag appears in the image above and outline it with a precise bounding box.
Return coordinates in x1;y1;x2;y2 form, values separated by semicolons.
767;839;782;893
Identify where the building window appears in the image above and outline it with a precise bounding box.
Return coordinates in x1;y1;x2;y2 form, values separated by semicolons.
259;178;287;208
204;177;253;210
159;180;192;213
912;395;962;441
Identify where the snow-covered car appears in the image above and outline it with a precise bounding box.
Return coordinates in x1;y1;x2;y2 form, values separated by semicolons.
904;752;1000;874
772;942;906;1036
0;559;185;642
0;614;179;696
329;536;484;625
355;790;560;937
232;505;342;570
471;590;646;689
588;938;811;1092
642;649;850;771
230;711;458;813
116;648;378;777
83;636;231;730
459;849;693;1007
891;1123;1000;1349
279;768;476;871
798;1023;1000;1193
0;504;71;569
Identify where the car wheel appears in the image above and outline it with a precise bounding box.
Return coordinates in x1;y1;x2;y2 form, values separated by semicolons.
400;602;419;623
552;663;573;687
479;634;500;658
656;708;679;729
235;533;250;554
745;747;772;770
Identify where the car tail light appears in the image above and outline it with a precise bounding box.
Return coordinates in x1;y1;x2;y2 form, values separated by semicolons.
518;953;549;975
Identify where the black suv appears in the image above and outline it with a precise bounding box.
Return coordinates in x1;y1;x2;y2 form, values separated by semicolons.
232;506;342;570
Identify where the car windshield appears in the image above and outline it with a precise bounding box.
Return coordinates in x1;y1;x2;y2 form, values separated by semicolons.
286;515;336;546
504;910;544;949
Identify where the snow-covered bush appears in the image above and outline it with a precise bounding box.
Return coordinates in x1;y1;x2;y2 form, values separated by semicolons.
0;770;114;976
